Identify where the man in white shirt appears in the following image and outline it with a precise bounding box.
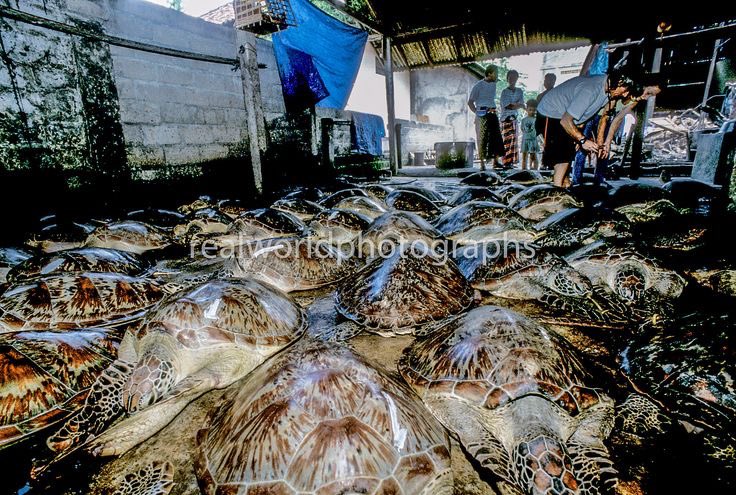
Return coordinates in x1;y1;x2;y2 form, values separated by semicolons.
536;72;656;187
499;70;525;167
468;65;504;170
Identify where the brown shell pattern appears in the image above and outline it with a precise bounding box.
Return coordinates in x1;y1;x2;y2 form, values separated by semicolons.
332;196;388;219
336;247;473;331
454;241;561;284
230;238;357;292
385;190;441;219
196;339;452;494
228;208;307;238
7;248;148;283
0;273;164;332
134;278;305;349
399;306;602;415
358;212;444;257
0;328;121;445
271;199;324;220
434;201;531;238
86;221;171;252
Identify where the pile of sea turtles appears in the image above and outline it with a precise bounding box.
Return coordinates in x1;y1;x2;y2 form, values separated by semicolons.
0;171;734;495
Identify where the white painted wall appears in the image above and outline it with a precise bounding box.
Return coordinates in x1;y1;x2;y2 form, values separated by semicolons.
345;42;411;128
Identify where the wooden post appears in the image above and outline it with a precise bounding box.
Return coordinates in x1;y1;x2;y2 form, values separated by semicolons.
645;47;662;121
236;29;267;195
699;38;722;128
384;35;398;174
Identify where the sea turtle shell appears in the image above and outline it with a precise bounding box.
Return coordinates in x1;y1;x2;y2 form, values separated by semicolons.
309;209;372;245
319;188;369;208
335;246;473;335
399;305;616;495
363;183;394;201
385;190;442;219
433;201;536;244
460;171;504;186
231;237;357;292
0;273;164;333
615;199;681;225
447;186;502;207
494;183;527;204
283;187;325;202
503;169;546;185
606;181;670;208
393;185;446;205
26;222;96;253
216;199;247;219
196;338;453;495
177;196;215;215
227;208;308;239
86;221;172;254
0;327;122;448
534;208;633;249
331;196;388;219
7;248;149;283
172;208;233;244
357;211;446;261
0;248;33;284
508;185;583;221
126;208;185;229
271;198;325;221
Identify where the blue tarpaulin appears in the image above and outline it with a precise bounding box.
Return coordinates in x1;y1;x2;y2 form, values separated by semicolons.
272;0;368;110
350;111;385;156
589;42;609;76
272;42;329;113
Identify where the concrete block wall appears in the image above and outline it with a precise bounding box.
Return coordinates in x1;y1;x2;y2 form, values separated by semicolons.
397;120;454;166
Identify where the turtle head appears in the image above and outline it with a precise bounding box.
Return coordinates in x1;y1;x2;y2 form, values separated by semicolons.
122;330;180;412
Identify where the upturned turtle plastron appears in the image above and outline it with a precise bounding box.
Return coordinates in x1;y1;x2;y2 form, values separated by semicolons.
454;241;630;326
534;208;633;251
126;209;186;230
617;311;736;478
330;195;388;220
103;338;453;495
309;209;372;246
399;305;617;495
7;248;149;284
564;241;686;320
385;190;442;220
448;186;503;207
333;245;474;339
433;201;538;245
0;247;33;284
0;273;164;333
0;327;122;449
26;222;96;253
460;171;505;187
86;221;172;255
47;278;306;457
508;185;583;222
271;198;325;221
229;237;358;293
356;211;446;263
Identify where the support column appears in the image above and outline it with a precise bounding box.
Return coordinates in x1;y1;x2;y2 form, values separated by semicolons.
700;38;722;128
645;46;662;121
236;29;267;195
384;35;398;174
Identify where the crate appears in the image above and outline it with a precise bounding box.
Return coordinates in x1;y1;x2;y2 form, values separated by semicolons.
233;0;295;34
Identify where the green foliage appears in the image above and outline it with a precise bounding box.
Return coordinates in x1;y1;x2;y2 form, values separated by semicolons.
436;150;467;169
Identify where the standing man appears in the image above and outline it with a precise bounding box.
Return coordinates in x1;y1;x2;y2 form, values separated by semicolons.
536;73;557;169
537;73;557;103
536;72;656;187
468;65;504;170
500;70;525;168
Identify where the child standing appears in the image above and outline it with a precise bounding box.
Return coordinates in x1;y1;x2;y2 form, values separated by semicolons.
520;99;540;170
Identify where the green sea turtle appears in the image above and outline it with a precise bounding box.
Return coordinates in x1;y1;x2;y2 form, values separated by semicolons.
687;268;736;297
494;183;527;204
503;169;547;185
615;199;681;225
230;237;358;292
399;305;617;495
126;209;185;230
47;278;306;456
333;245;474;338
356;211;446;262
318;188;369;208
0;327;122;449
617;311;736;476
448;186;502;207
460;171;504;187
7;248;149;283
508;185;583;221
282;187;325;202
271;198;325;221
393;185;447;205
363;183;394;201
454;242;630;326
606;181;669;209
330;196;388;219
86;221;172;255
215;199;247;219
0;273;164;333
177;196;215;216
385;190;442;220
0;247;33;284
172;208;233;245
210;208;308;249
564;241;686;307
534;208;633;250
433;201;538;245
309;209;372;245
27;222;96;253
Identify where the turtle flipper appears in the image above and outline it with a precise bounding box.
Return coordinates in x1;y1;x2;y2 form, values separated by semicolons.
88;375;214;457
414;316;455;337
47;359;134;452
615;393;670;438
312;321;363;342
567;442;618;494
113;461;174;495
464;427;513;482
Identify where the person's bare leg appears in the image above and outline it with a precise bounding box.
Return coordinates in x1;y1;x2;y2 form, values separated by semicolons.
521;152;528;170
531;153;538;170
553;163;569;187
